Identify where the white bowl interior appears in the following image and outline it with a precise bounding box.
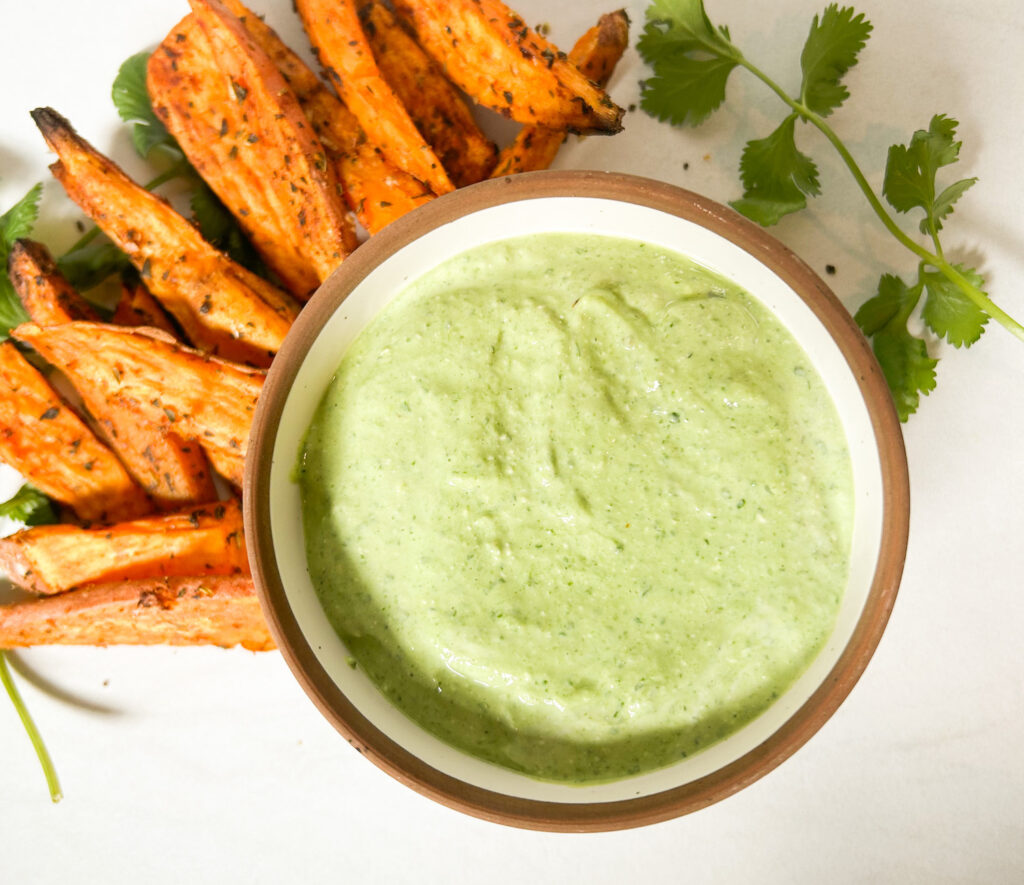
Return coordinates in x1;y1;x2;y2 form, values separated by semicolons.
267;196;883;803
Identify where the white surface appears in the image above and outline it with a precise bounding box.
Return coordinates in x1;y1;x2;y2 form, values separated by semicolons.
0;0;1021;881
268;196;885;803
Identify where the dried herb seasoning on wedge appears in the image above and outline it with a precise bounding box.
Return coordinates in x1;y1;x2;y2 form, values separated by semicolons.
393;0;624;134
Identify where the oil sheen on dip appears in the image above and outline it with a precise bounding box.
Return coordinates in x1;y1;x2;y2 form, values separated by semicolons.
299;233;854;783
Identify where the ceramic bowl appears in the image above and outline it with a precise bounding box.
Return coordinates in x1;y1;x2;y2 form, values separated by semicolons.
244;170;909;831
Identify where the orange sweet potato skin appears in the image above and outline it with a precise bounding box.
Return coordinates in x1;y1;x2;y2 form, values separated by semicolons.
219;0;434;232
0;342;151;523
148;3;356;299
0;498;247;596
393;0;624;134
363;2;496;188
13;322;264;489
490;11;630;177
31;107;298;368
295;0;454;196
0;574;274;651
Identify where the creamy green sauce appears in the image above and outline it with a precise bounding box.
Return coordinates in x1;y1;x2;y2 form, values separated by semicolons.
300;233;854;783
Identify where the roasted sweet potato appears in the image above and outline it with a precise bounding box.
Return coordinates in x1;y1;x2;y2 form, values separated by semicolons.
0;574;273;650
202;447;247;491
295;0;454;196
0;497;245;594
8;248;217;509
218;0;434;232
148;2;356;299
569;9;631;90
0;498;247;596
392;0;624;134
31;107;298;367
332;138;436;233
363;2;496;187
490;11;630;177
13;322;263;489
0;342;150;523
111;280;178;335
7;239;100;324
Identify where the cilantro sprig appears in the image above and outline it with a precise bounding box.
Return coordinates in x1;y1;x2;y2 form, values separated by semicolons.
638;1;1024;420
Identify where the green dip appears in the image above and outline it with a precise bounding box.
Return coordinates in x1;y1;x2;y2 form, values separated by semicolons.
299;233;853;783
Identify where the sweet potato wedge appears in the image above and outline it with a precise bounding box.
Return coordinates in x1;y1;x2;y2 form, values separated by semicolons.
570;9;631;91
13;322;263;489
331;134;436;234
0;574;273;650
295;0;454;195
8;248;216;508
7;239;100;324
363;2;496;187
490;11;630;177
112;280;178;335
148;3;356;299
215;0;433;233
392;0;624;134
0;342;150;523
0;498;247;595
30;107;298;367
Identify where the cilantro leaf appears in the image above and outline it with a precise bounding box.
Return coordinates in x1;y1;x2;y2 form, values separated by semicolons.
799;5;872;117
883;115;968;233
855;273;935;421
871;325;937;421
0;184;43;339
640;0;727;56
928;177;977;234
921;264;988;347
854;272;917;336
638;0;739;127
0;484;58;527
640;55;739;126
730;115;820;225
112;52;182;160
1;183;43;247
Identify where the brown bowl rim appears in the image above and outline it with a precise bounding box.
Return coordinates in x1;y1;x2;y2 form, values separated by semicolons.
244;170;910;833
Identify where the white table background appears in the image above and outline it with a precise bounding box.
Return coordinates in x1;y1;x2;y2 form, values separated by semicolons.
1;1;1021;881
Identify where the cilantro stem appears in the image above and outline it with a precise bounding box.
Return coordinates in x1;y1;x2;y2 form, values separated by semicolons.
0;651;62;803
926;219;945;261
144;158;193;191
63;224;102;256
733;54;1024;345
